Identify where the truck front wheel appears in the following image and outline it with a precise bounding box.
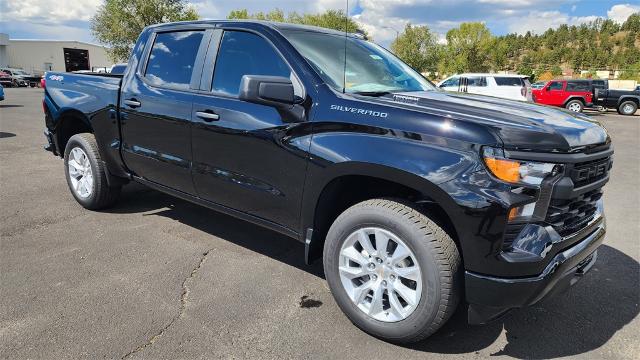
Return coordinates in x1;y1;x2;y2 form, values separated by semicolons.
64;133;121;209
323;199;461;343
617;101;637;116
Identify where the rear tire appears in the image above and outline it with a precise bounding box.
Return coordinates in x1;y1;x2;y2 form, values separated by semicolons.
617;101;637;116
323;199;461;343
64;133;121;210
565;99;584;113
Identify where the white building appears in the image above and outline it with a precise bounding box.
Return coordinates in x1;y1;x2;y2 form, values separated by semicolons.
0;33;112;75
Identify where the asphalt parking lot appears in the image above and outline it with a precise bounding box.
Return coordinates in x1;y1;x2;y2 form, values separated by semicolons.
1;87;638;359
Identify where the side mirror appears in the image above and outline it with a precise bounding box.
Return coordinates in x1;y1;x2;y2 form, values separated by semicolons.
546;86;551;91
239;75;295;108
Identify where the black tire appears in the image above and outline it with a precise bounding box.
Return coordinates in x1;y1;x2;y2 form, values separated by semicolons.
323;199;461;343
565;99;584;112
617;101;637;116
64;133;121;209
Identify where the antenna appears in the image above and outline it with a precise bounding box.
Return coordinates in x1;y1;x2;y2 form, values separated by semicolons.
342;0;348;93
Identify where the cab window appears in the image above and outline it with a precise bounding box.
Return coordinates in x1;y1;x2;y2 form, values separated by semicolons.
144;31;205;90
466;76;487;87
212;31;299;97
547;81;563;91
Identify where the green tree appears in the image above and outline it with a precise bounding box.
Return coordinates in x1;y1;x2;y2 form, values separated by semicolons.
91;0;198;62
551;65;563;77
391;24;439;73
228;9;364;34
441;22;493;74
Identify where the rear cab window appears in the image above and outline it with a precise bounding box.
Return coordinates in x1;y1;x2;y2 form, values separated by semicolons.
144;31;204;90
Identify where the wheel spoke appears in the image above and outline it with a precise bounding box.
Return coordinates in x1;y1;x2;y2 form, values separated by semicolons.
390;243;410;263
352;281;372;305
342;247;368;267
374;229;390;257
395;265;420;281
393;281;418;306
68;159;82;176
388;290;405;318
355;229;376;257
339;265;366;280
368;285;384;316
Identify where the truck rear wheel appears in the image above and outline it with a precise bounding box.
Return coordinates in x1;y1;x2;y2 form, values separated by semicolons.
64;133;121;210
565;99;584;112
323;199;461;343
617;101;637;116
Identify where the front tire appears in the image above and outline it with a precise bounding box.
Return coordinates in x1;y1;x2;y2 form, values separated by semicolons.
64;133;121;209
565;99;584;112
617;101;637;116
323;199;461;343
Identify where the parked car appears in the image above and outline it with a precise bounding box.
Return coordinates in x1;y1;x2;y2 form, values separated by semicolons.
0;68;30;87
437;73;532;101
0;71;11;87
635;85;640;91
42;20;612;343
0;84;4;101
593;87;640;115
531;81;547;90
532;79;597;112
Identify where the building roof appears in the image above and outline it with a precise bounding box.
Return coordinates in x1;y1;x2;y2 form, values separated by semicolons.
9;39;108;48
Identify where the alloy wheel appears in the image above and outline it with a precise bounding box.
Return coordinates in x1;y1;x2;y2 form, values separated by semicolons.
338;227;422;322
67;147;94;198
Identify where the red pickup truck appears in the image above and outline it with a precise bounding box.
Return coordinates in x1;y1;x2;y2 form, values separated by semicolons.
532;80;598;112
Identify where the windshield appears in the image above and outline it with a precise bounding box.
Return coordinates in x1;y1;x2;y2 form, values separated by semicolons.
13;70;28;75
282;30;434;94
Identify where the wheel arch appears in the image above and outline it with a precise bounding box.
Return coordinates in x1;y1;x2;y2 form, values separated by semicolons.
54;109;94;157
617;96;639;107
302;162;463;265
563;96;586;106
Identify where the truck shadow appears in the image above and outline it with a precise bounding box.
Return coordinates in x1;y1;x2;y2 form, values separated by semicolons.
107;183;325;278
410;245;639;358
108;184;638;358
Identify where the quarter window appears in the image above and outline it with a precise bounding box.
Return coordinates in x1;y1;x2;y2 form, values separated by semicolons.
566;81;590;91
144;31;204;90
212;31;293;96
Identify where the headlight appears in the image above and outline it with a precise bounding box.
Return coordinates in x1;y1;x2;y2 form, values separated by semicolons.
482;147;562;187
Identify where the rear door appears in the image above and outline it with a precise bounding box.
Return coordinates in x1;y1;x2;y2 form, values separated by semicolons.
493;76;526;101
120;29;210;193
189;28;309;230
461;76;489;96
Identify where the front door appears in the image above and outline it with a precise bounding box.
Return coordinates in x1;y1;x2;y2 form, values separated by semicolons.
120;30;207;193
190;29;309;230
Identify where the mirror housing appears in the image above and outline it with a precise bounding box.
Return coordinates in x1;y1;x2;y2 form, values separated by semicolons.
239;75;295;108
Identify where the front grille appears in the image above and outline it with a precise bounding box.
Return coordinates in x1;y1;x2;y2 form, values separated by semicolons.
571;156;612;188
546;189;602;237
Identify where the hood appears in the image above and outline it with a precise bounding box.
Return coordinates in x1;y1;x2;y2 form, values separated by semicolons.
383;90;609;152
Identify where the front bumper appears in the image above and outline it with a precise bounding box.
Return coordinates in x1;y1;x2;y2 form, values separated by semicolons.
465;217;605;324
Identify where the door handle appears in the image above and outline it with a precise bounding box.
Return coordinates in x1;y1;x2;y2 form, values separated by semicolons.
195;111;220;122
124;99;141;108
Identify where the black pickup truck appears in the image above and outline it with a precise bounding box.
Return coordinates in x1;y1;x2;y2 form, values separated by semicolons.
594;87;640;115
43;20;612;343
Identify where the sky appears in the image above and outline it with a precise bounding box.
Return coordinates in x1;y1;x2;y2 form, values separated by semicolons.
1;0;639;47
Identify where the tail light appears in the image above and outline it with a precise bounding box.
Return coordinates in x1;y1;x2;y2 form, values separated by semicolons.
41;74;46;88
